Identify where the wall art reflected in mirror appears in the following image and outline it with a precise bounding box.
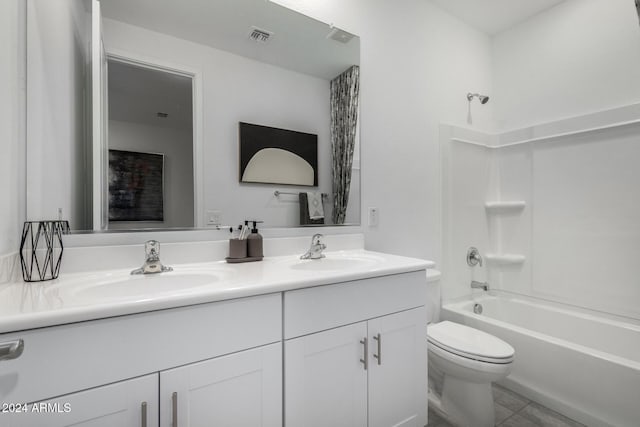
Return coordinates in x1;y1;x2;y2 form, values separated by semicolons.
108;150;165;223
25;0;360;233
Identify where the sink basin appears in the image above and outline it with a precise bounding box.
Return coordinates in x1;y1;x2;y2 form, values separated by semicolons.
46;270;228;303
74;273;219;300
289;253;383;272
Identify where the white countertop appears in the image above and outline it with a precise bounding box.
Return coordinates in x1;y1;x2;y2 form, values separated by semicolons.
0;250;433;334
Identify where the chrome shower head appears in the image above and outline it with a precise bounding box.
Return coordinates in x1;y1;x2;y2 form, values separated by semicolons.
467;92;490;104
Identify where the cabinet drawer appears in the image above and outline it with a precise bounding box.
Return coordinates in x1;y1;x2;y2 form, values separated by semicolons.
2;374;158;427
0;293;281;404
284;271;426;339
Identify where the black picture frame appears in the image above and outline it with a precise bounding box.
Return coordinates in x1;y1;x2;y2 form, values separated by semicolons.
239;122;318;186
108;149;165;221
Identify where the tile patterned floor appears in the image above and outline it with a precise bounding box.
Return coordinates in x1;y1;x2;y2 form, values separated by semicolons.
427;384;586;427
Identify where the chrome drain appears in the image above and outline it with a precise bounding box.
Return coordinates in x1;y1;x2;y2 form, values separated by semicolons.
473;303;483;314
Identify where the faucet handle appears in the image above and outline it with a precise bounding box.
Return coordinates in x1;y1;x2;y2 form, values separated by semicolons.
467;247;483;267
145;240;160;260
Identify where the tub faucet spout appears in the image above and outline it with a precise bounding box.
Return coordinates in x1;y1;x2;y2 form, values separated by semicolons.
471;280;489;291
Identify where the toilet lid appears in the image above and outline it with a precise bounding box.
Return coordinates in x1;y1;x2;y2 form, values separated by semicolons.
427;321;514;363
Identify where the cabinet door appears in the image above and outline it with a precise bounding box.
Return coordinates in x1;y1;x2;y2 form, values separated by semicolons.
160;342;281;427
285;322;368;427
368;307;427;427
3;374;158;427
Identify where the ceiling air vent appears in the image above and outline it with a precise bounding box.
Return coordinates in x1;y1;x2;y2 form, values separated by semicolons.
327;27;355;44
248;27;273;43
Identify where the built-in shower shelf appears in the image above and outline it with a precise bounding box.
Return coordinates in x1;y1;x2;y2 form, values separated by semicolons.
484;201;526;212
485;254;526;265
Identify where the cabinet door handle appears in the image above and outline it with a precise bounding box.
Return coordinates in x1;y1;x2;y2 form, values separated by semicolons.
141;402;147;427
373;333;382;365
359;337;368;370
172;392;178;427
0;339;24;361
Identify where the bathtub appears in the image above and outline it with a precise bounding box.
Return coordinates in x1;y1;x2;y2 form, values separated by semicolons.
442;292;640;427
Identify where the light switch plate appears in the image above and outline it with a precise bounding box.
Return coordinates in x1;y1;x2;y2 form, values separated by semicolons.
368;207;379;227
206;210;221;226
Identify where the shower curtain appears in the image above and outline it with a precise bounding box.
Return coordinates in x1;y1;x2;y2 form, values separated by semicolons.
330;65;360;224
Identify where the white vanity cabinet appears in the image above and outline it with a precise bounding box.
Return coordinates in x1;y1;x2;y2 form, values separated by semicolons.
159;342;282;427
367;308;427;427
285;322;369;426
4;374;158;427
0;254;430;427
7;343;282;427
0;293;282;427
284;271;428;427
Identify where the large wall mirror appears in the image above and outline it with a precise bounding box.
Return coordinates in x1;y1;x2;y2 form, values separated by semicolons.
26;0;360;233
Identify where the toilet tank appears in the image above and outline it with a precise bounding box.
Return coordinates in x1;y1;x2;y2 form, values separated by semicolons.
426;269;441;324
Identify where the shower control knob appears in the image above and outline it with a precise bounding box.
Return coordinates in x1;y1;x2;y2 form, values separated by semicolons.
467;247;483;267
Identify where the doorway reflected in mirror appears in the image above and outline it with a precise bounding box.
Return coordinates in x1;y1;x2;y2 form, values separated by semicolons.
107;59;194;230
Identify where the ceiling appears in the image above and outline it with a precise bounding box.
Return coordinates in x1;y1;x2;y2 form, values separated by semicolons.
430;0;567;35
100;0;359;81
108;60;193;131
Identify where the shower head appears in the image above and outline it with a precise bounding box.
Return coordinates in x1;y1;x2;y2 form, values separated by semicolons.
467;93;490;104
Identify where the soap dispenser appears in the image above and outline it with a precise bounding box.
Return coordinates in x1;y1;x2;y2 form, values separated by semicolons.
247;220;264;258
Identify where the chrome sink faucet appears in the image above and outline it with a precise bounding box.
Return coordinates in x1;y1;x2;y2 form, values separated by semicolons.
131;240;173;275
471;280;489;291
300;233;326;260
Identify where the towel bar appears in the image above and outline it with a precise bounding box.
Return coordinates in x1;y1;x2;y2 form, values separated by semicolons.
274;190;329;200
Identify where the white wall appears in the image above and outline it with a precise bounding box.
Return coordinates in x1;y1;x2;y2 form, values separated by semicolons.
271;0;494;263
26;0;90;229
108;120;194;229
494;116;640;321
488;0;640;319
440;126;495;300
528;123;640;319
0;0;25;259
103;19;336;229
493;0;640;132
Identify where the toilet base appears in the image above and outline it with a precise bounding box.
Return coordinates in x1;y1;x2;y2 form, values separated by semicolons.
427;388;455;425
441;376;495;427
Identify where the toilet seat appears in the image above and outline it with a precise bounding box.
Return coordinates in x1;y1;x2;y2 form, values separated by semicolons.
427;321;514;364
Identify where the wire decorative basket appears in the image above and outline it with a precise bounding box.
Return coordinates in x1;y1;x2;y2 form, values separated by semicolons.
19;220;70;282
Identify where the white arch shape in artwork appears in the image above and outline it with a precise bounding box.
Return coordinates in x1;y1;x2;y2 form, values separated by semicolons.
242;148;314;186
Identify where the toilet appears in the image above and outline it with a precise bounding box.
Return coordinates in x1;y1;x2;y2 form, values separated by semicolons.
426;271;515;427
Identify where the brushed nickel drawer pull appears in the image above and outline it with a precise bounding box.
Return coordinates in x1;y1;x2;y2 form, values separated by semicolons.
141;401;147;427
0;339;24;361
172;392;178;427
373;333;382;365
359;337;368;370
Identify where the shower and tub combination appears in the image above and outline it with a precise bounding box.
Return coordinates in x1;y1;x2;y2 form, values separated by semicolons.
439;101;640;427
